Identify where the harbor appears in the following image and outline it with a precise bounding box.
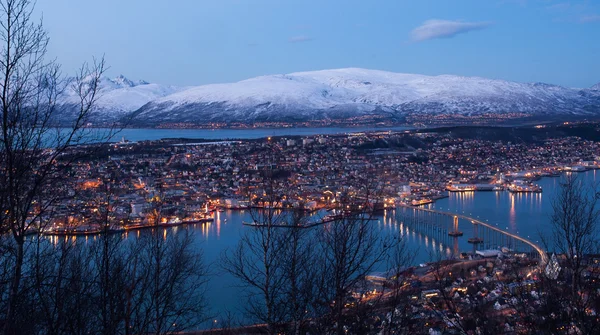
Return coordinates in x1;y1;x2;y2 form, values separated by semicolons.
173;170;598;324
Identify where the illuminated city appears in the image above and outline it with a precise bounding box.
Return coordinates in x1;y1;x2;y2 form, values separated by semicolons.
1;0;600;334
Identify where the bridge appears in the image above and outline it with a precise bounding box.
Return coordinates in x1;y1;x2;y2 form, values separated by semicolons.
396;205;548;265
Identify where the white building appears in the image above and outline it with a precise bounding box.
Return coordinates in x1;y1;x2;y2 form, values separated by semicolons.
130;202;147;217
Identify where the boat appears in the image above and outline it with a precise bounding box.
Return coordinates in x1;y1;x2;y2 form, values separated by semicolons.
182;217;214;224
447;183;497;192
508;181;542;193
446;184;476;192
411;199;433;206
160;217;183;227
45;225;102;236
541;170;561;177
322;214;344;222
571;165;588;172
474;184;496;191
168;217;182;224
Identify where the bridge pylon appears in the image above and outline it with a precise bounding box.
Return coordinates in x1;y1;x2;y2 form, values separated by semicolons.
448;215;463;237
467;222;483;253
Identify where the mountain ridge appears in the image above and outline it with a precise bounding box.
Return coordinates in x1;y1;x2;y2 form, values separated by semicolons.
130;68;600;125
56;69;600;126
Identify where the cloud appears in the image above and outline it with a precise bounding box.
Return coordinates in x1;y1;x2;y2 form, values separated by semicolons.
580;15;600;23
410;19;492;42
289;35;313;43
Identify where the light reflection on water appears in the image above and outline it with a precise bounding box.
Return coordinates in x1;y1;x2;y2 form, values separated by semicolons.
37;171;597;325
433;170;597;247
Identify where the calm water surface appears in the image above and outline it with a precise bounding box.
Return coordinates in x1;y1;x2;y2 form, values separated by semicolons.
430;170;600;247
190;170;598;323
105;126;414;142
62;126;598;326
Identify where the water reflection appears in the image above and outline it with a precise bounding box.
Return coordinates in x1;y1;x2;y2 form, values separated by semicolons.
509;193;516;229
435;170;596;248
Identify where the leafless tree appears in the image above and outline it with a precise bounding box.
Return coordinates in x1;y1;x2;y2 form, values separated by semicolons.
534;173;600;334
115;180;208;335
548;174;600;294
90;182;130;335
29;237;96;335
426;258;505;335
379;237;416;334
311;186;394;335
220;169;288;335
129;228;207;335
278;207;317;335
0;0;108;333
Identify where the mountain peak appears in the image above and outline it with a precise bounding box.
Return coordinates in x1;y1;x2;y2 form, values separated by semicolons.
110;74;136;88
105;75;150;88
592;83;600;90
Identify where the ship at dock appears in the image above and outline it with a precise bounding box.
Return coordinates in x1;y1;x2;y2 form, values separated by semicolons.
411;198;433;206
508;180;542;193
446;184;502;192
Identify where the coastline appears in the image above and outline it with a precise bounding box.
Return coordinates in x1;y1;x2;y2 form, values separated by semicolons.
41;218;214;237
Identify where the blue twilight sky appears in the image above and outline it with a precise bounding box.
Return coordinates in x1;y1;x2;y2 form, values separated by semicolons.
35;0;600;88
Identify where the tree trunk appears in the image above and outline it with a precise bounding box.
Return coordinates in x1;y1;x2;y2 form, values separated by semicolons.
5;238;24;334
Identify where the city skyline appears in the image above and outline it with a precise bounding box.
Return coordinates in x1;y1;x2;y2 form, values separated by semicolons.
36;0;600;88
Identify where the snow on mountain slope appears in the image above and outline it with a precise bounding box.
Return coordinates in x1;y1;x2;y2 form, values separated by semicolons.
592;83;600;91
130;68;600;124
59;75;182;121
92;82;181;115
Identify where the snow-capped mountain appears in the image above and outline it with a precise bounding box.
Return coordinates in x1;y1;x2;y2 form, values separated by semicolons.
104;74;149;88
129;68;600;125
55;69;600;125
58;75;182;122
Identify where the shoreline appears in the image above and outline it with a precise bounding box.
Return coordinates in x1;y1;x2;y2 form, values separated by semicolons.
41;218;214;237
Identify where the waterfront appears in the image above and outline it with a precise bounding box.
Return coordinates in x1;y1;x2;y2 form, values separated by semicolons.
38;127;600;329
21;128;600;331
177;170;595;324
431;170;599;250
44;128;600;326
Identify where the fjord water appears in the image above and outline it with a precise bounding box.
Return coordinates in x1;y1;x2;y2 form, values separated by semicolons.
102;126;414;142
83;126;596;323
193;171;597;324
431;170;600;249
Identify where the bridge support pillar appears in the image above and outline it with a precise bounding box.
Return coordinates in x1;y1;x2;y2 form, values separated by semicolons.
448;215;463;237
453;236;459;258
468;222;483;254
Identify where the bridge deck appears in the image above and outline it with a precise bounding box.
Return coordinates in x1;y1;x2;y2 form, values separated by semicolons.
397;204;548;265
